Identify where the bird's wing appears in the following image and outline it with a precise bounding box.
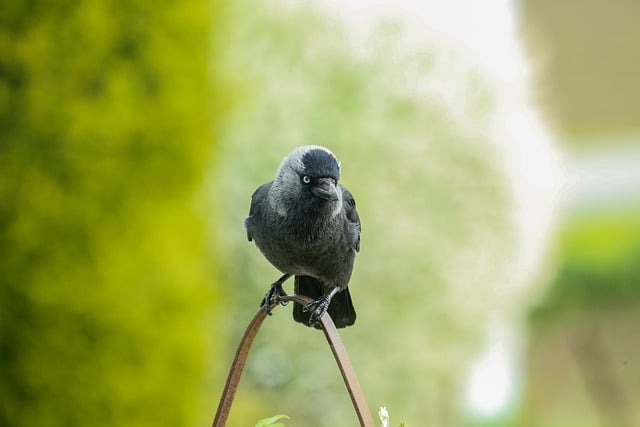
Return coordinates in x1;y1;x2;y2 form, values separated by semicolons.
341;185;361;252
245;181;272;241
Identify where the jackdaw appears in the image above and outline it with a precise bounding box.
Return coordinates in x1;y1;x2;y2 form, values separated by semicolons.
244;145;361;328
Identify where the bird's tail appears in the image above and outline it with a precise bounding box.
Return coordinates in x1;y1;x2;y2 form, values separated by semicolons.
293;275;356;329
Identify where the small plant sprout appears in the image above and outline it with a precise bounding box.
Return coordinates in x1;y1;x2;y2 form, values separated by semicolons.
254;414;290;427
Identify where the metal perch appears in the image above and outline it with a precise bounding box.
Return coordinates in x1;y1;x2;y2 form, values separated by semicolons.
212;294;375;427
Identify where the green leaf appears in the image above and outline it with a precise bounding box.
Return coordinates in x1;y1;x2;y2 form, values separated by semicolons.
254;414;290;427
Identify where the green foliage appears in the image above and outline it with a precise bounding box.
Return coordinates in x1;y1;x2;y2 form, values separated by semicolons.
255;414;290;427
560;212;640;267
0;0;225;426
532;211;640;320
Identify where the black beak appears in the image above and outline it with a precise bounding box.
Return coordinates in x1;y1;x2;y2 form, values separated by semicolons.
311;178;340;201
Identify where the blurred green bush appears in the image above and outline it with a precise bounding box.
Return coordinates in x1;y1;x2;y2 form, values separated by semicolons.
532;212;640;319
0;1;225;426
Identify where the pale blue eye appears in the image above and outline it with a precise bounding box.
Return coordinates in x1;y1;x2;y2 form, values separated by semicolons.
302;176;311;184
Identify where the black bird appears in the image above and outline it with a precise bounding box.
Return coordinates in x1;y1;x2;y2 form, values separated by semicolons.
244;145;361;328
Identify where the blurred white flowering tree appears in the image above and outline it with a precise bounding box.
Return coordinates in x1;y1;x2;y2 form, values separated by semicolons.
212;1;560;425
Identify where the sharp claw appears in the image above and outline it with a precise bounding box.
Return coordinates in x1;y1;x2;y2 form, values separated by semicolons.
260;295;273;315
260;280;288;314
303;297;331;326
309;308;325;326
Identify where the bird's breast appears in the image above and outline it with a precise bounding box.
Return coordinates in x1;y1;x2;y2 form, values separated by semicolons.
253;213;352;280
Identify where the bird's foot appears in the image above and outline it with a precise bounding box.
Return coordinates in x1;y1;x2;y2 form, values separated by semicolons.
260;281;288;315
303;295;331;326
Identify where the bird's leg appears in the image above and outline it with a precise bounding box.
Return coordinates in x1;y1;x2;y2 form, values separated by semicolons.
303;287;339;326
260;273;291;315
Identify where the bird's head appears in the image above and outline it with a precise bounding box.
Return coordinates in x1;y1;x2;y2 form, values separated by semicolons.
272;146;342;213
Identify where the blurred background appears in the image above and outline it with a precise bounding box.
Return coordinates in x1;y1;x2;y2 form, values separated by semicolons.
1;1;638;426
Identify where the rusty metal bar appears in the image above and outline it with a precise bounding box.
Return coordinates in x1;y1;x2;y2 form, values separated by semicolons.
212;294;374;427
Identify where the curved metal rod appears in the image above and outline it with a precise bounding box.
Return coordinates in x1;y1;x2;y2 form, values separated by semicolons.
212;294;375;427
